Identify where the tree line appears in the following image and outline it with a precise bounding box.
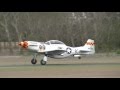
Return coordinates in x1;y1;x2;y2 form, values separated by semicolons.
0;12;120;55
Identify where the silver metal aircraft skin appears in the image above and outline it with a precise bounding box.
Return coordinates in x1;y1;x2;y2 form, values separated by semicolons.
19;39;95;65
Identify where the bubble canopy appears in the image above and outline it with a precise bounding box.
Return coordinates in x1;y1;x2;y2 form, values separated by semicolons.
45;40;65;45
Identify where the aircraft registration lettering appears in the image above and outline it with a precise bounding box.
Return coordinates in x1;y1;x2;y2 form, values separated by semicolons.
75;49;79;54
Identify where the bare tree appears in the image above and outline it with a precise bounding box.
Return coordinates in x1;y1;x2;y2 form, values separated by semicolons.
0;13;14;54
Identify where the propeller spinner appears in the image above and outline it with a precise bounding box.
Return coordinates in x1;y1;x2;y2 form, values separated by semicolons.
19;41;28;48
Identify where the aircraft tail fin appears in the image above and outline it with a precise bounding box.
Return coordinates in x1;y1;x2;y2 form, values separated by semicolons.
84;39;95;54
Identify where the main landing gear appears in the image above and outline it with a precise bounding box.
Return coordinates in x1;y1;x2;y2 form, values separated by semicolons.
31;53;38;64
31;59;37;64
40;56;47;65
78;57;81;59
31;53;47;65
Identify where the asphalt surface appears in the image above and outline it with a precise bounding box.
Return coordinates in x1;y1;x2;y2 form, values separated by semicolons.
0;55;120;78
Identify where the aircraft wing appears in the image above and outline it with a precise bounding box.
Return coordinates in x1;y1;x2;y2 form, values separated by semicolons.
79;50;91;53
46;50;66;55
78;50;92;55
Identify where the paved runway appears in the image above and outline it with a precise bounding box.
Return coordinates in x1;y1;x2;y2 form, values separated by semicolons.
0;55;120;78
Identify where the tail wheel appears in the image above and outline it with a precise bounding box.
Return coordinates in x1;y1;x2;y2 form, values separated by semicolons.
40;59;47;65
31;59;37;64
78;57;81;59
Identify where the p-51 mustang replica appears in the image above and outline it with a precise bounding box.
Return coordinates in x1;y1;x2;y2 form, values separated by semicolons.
19;39;95;65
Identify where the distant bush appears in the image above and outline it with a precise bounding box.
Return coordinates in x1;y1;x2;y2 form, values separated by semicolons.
116;50;120;54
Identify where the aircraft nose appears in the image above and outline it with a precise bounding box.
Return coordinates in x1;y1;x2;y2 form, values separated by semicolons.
18;42;23;46
18;41;28;48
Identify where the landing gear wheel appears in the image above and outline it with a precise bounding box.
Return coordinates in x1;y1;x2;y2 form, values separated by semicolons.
41;59;47;65
78;57;81;59
31;59;37;64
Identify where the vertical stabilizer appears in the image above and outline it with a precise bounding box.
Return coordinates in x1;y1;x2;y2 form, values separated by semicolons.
84;39;95;54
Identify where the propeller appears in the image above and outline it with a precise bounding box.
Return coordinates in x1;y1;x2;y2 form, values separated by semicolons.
18;32;28;48
19;41;28;48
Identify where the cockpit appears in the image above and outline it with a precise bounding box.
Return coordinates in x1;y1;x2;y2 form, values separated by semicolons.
45;40;65;45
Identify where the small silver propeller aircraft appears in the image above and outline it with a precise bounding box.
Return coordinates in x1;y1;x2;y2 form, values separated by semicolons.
19;39;95;65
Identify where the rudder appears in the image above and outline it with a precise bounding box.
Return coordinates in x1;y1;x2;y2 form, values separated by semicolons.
84;39;95;54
